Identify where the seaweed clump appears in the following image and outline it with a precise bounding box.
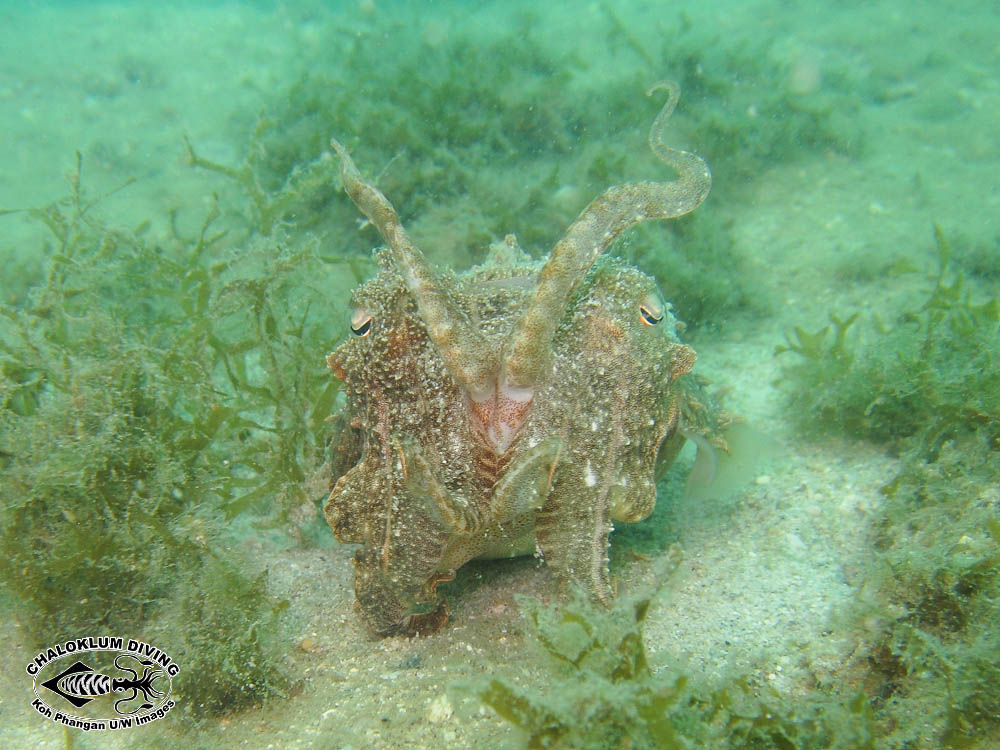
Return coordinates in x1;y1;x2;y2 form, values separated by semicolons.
0;156;343;717
776;225;1000;746
776;225;999;456
470;566;873;748
867;442;1000;748
156;558;292;716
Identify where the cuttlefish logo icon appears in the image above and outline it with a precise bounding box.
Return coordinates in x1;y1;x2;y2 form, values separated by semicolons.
41;655;165;711
28;637;178;731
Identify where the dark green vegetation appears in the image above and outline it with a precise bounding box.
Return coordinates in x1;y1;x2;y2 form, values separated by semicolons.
777;226;1000;747
0;155;348;718
776;226;999;456
472;579;874;750
869;441;1000;747
213;7;860;332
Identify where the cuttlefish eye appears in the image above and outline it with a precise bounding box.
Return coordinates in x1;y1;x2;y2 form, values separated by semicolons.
638;296;664;326
350;308;373;337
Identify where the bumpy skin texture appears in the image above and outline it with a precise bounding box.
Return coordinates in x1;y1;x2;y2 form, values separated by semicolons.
325;83;723;636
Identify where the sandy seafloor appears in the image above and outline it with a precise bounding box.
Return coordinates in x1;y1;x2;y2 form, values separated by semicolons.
0;1;998;748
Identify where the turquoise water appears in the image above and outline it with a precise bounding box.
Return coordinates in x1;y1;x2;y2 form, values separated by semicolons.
1;1;998;748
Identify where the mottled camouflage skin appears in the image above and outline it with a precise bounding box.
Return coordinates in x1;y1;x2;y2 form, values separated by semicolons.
325;83;722;636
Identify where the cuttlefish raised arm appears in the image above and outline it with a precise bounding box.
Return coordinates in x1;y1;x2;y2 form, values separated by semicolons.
325;81;717;636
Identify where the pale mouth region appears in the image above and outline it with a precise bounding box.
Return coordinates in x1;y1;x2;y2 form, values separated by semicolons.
467;380;534;455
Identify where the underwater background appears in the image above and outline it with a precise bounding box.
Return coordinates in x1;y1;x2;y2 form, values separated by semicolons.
1;0;998;747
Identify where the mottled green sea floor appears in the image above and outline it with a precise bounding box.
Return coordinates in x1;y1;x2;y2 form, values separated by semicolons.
1;1;998;748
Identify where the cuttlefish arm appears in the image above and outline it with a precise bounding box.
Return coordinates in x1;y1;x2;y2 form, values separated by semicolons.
329;138;496;398
503;80;711;392
523;82;712;604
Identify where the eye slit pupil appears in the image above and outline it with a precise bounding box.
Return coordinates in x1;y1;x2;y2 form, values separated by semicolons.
639;304;663;326
351;317;373;337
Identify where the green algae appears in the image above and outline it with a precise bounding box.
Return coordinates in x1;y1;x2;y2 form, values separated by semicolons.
471;581;875;750
869;439;1000;747
184;128;340;239
776;225;999;454
475;593;691;750
0;155;343;718
200;7;856;331
157;557;293;717
776;225;1000;746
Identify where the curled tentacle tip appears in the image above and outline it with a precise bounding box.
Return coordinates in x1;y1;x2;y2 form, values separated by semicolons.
646;79;679;97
